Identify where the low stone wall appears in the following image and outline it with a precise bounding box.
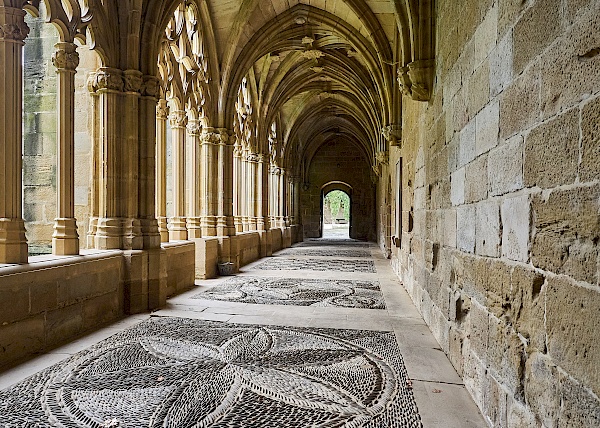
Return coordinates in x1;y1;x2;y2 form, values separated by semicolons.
163;241;196;297
271;228;283;252
0;252;124;369
237;232;261;267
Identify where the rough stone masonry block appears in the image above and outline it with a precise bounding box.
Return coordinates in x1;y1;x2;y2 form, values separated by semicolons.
488;135;524;197
501;194;530;262
546;276;600;396
541;2;600;118
499;61;541;139
487;316;526;398
580;95;600;182
558;370;600;428
486;259;513;319
489;29;513;97
511;266;546;352
475;99;499;157
524;352;561;427
513;0;563;75
457;204;476;253
531;185;600;283
476;200;501;257
468;60;490;117
459;118;476;168
524;108;579;189
450;167;465;206
465;154;488;203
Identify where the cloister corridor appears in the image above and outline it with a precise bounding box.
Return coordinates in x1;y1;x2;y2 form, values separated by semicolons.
0;0;599;426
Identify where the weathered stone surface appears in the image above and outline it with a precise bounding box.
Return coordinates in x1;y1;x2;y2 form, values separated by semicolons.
475;99;500;157
476;200;501;257
558;371;600;428
457;204;476;253
531;185;600;283
0;315;45;367
498;0;527;38
499;62;540;139
488;135;524;197
524;109;579;189
501;194;530;262
450;167;465;206
510;266;546;352
489;30;513;97
483;374;508;427
513;0;563;75
525;352;561;427
486;259;512;318
469;300;490;362
464;154;488;203
580;95;600;182
540;3;600;117
487;316;525;398
546;276;600;396
468;60;490;117
458;119;477;168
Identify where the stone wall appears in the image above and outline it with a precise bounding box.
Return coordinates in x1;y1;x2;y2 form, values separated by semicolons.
0;253;124;369
302;139;376;240
388;0;600;426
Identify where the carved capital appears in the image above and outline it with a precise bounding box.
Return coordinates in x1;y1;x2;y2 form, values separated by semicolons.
169;110;187;128
187;119;202;136
376;150;389;165
201;128;229;145
156;99;169;120
123;70;143;93
397;59;435;102
142;75;160;97
302;49;325;60
52;42;79;71
0;20;29;42
381;124;402;147
90;68;124;92
246;152;259;162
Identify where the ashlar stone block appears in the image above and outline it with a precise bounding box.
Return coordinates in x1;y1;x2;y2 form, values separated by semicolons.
489;29;513;97
546;276;600;397
580;95;600;182
465;154;488;203
476;200;501;257
499;61;541;139
488;135;524;197
450;167;465;206
524;108;579;189
457;204;476;253
501;194;530;262
475;99;500;157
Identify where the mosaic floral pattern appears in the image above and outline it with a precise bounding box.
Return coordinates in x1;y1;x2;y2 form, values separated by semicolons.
0;317;422;428
193;277;385;309
298;240;371;248
277;248;372;258
255;258;376;273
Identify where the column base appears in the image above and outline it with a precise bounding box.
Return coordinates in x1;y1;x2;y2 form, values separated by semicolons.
187;217;202;239
0;218;28;263
95;217;122;249
169;216;188;241
86;217;98;248
201;215;217;237
122;218;144;250
140;218;161;249
157;216;169;243
52;217;79;255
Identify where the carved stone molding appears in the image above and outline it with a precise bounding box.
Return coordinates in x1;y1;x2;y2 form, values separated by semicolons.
381;125;402;147
397;59;435;102
169;110;187;128
90;68;124;93
0;21;29;42
142;76;160;98
201;128;229;145
52;42;79;71
246;152;259;163
187;119;202;136
302;49;325;60
156;99;169;120
123;70;143;93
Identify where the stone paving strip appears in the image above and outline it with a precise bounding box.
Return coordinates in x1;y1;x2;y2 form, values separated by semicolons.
0;317;422;428
275;248;373;258
254;258;377;273
192;276;385;309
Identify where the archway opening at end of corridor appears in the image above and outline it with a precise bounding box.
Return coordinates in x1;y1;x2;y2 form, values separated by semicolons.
322;189;351;239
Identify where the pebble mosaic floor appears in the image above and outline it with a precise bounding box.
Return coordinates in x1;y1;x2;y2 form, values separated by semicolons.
0;317;422;428
298;240;371;248
193;276;386;309
276;248;372;258
255;258;377;273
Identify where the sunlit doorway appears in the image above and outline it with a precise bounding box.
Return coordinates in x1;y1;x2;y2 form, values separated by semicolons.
322;189;350;239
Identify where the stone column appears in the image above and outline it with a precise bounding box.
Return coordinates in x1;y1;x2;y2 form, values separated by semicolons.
0;5;29;263
256;154;265;231
121;70;143;250
249;153;258;231
186;119;202;239
168;110;187;241
233;141;243;232
199;129;219;236
90;68;124;249
279;168;287;227
138;76;161;249
216;129;234;236
50;42;80;255
86;72;100;247
241;150;250;231
155;99;169;242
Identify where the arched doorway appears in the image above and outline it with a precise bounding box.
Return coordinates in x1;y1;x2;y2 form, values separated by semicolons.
321;182;352;239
